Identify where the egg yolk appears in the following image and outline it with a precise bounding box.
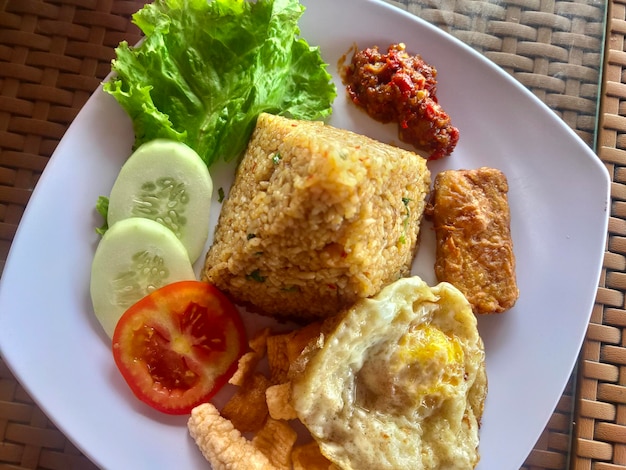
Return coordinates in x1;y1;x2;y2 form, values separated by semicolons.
398;325;463;372
356;324;464;414
397;324;464;389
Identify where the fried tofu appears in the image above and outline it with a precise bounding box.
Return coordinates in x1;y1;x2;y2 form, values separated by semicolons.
427;167;518;314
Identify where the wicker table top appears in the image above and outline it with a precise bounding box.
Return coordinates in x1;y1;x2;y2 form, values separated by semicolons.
0;0;620;468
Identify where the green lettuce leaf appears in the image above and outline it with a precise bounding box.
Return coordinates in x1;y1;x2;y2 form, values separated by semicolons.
103;0;336;167
95;196;109;235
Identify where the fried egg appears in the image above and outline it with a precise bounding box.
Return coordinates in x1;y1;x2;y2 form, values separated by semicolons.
290;276;487;470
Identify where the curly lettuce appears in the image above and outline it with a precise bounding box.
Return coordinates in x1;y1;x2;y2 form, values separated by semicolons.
103;0;336;167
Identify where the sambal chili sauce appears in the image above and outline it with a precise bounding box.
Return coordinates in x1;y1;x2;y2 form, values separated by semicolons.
342;43;459;161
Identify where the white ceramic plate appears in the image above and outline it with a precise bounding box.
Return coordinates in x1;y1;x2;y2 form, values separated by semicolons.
0;0;610;468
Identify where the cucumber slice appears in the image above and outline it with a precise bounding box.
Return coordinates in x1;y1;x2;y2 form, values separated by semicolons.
90;217;195;338
107;139;213;262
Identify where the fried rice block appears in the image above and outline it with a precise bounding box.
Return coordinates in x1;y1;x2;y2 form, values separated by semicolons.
427;167;519;314
203;113;431;321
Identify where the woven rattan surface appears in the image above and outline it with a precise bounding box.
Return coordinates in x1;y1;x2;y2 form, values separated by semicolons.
0;0;612;468
573;0;626;468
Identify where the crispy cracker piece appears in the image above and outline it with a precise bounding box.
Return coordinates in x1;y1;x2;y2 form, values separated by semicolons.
267;332;295;384
230;328;271;386
230;351;262;386
250;327;271;355
252;418;297;470
222;372;271;433
292;441;335;470
285;322;322;364
188;403;277;470
266;383;297;421
267;323;322;384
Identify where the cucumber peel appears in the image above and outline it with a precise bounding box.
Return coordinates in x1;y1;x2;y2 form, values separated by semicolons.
90;217;195;338
107;139;213;262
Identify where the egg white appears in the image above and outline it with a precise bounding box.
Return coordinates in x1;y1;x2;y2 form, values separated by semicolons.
290;276;487;470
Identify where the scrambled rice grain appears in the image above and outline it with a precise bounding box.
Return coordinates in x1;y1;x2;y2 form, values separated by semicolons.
203;113;430;321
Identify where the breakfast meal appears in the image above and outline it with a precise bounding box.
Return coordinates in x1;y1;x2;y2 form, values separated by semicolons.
342;42;459;160
85;0;522;466
203;112;431;321
426;167;519;314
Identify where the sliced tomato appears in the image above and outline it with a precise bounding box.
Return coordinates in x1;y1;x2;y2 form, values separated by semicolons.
112;280;246;415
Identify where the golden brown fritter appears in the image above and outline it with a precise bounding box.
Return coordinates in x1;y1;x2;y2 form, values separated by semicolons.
426;167;519;314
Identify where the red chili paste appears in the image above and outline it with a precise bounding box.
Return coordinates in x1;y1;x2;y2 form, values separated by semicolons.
342;43;459;160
